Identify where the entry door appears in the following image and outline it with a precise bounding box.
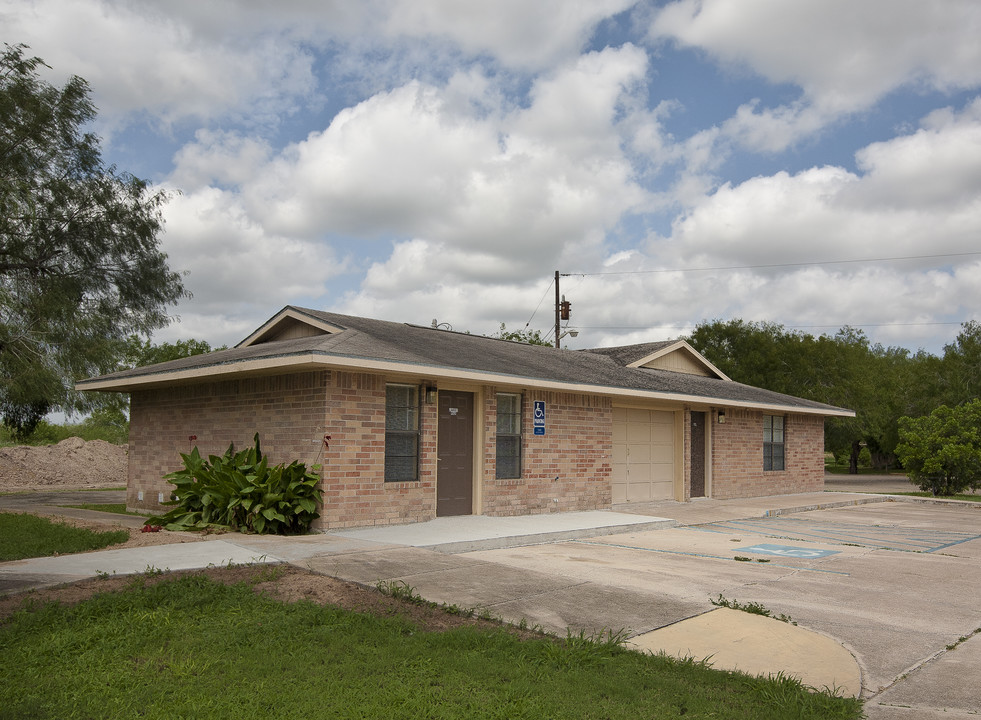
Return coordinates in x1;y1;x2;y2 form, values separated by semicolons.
690;411;706;498
437;390;474;516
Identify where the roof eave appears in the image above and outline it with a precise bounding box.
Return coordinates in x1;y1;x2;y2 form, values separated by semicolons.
76;352;855;419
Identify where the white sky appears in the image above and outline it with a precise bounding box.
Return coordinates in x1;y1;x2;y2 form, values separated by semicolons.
4;0;980;354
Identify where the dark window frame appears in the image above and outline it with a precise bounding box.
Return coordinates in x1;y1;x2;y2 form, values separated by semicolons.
495;392;522;480
763;414;785;472
385;383;420;482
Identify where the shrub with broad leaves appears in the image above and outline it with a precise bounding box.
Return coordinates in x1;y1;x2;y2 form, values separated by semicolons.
149;434;322;534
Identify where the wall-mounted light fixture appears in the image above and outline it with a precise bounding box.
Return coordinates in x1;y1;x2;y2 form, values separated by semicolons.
718;409;726;424
425;386;438;404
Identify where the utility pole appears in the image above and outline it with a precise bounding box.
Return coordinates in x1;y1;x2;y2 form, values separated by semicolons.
554;270;561;349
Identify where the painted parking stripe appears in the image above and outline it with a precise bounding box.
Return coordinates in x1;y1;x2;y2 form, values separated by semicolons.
696;518;981;553
737;543;840;559
571;540;851;575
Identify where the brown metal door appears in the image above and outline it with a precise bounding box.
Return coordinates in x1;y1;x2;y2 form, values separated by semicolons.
690;411;706;498
437;390;474;516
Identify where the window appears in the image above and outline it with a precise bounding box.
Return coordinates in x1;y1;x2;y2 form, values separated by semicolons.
763;415;785;471
496;393;522;479
385;384;419;481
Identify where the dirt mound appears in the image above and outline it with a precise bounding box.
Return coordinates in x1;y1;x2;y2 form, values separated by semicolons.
0;438;127;492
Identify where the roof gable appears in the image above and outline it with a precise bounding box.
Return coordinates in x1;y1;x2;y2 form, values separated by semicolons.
584;340;729;380
627;341;730;380
237;307;346;348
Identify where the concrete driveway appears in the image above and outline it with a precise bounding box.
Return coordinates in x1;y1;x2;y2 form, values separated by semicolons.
460;500;981;718
4;485;979;717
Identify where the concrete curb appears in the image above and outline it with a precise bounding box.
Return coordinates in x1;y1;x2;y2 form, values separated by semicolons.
763;494;981;519
763;495;895;517
420;518;678;553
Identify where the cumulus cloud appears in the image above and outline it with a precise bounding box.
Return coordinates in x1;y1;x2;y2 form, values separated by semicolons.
243;46;650;274
382;0;638;70
152;44;654;342
7;0;978;355
1;0;318;127
2;0;638;130
670;98;981;267
851;97;981;211
161;187;337;320
651;0;981;149
607;100;981;351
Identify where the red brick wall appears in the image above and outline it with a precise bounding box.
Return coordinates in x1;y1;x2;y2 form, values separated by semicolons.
318;372;436;529
127;369;438;529
481;389;613;515
710;409;825;499
127;371;329;514
127;368;824;528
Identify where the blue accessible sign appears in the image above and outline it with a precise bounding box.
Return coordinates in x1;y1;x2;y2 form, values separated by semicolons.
533;400;546;436
737;543;839;559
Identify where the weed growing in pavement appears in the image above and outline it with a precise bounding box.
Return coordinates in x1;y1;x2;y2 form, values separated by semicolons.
375;580;486;620
945;628;981;651
376;579;427;605
711;595;797;625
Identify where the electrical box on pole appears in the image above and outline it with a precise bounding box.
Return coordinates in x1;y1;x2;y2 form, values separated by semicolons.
554;271;573;348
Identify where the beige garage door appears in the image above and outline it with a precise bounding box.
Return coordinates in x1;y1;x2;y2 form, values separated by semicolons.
612;407;676;503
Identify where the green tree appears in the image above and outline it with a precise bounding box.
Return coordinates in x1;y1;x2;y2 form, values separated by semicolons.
939;321;981;406
493;323;552;346
687;320;914;473
0;44;187;436
896;400;981;496
122;336;221;368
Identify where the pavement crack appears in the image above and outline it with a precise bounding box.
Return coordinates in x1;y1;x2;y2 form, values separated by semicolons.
866;628;981;701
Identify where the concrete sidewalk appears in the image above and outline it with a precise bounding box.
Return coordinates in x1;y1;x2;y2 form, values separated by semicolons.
1;489;891;700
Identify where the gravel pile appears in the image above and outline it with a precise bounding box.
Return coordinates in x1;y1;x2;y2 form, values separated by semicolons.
0;437;127;492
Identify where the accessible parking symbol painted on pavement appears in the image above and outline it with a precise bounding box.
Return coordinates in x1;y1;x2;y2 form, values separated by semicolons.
737;543;840;559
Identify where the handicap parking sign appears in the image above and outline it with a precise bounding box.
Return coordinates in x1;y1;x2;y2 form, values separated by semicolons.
737;543;839;559
533;400;546;436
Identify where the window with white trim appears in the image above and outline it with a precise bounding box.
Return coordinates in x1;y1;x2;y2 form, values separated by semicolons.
763;415;785;471
385;384;419;482
496;393;522;479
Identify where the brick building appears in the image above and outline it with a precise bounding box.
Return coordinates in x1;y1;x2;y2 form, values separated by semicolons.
78;307;853;530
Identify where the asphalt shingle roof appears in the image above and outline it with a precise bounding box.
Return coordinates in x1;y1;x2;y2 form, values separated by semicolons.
78;306;852;416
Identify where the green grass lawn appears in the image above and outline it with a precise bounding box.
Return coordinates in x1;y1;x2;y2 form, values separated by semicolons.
0;570;862;720
0;513;129;562
824;465;906;475
63;503;147;516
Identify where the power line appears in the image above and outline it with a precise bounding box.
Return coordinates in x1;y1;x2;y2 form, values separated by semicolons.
523;276;554;330
563;251;981;277
575;321;972;331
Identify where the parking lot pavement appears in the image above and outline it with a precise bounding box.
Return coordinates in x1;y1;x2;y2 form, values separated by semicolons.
464;501;981;710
